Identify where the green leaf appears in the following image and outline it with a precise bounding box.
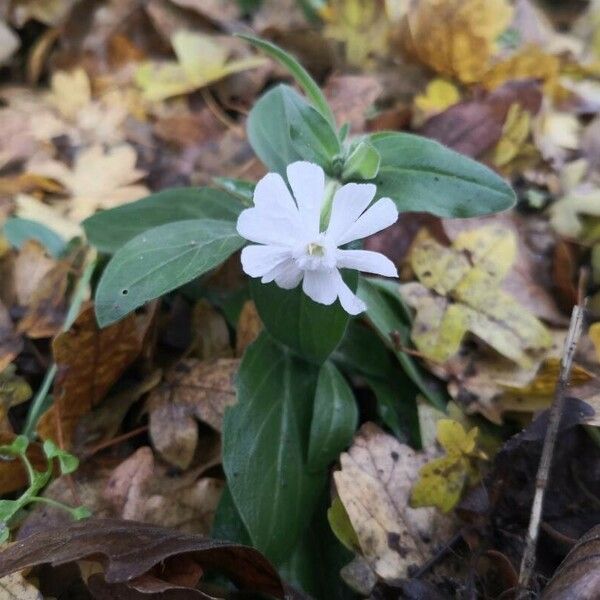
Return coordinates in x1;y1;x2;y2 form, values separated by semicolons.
371;131;516;217
238;34;336;126
43;440;79;475
212;485;252;546
281;492;355;600
212;177;255;205
83;188;244;254
357;276;446;410
8;435;29;455
72;506;92;520
223;333;324;564
327;497;359;552
0;500;20;522
307;361;357;472
250;272;355;364
342;139;381;181
3;218;67;257
95;219;245;327
247;84;341;176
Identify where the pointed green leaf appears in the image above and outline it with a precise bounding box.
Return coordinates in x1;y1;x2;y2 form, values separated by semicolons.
371;132;516;217
95;219;244;327
223;333;324;563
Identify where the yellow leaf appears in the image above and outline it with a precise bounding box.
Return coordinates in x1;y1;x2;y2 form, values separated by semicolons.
411;419;484;513
492;103;532;168
0;365;32;433
436;419;478;456
482;45;561;96
136;31;266;102
402;227;552;367
411;455;469;513
590;322;600;362
321;0;391;67
405;0;513;83
413;79;461;123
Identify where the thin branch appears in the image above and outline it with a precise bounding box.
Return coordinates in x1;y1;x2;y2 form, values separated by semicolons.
517;300;587;596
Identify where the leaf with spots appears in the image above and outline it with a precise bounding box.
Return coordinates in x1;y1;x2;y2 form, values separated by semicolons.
333;423;456;582
401;226;552;367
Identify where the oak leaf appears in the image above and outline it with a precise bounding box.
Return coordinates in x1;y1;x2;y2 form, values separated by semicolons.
402;227;552;367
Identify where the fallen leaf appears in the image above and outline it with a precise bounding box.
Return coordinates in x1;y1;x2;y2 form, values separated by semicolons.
0;301;23;373
14;194;83;242
13;240;55;308
402;227;552;367
37;305;145;447
0;518;285;599
147;358;238;468
28;145;148;222
420;80;542;159
482;46;561;96
190;300;233;360
413;78;461;125
334;423;456;581
590;322;600;361
491;102;533;168
0;20;19;66
0;572;42;600
321;0;391;67
541;524;600;599
135;30;266;102
411;419;485;512
48;68;92;121
0;365;32;433
10;0;75;26
0;433;46;495
236;300;262;356
324;74;383;131
404;0;513;83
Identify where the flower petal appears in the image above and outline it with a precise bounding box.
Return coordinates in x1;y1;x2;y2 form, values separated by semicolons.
337;197;398;246
326;183;376;244
335;249;398;277
275;262;303;289
240;245;292;277
253;172;297;215
333;270;366;315
287;161;324;237
237;207;301;246
302;269;338;306
260;257;302;287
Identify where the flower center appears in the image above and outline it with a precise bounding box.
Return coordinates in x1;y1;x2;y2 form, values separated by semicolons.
293;235;336;271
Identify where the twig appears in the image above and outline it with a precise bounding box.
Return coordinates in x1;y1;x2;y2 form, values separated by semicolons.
516;299;587;597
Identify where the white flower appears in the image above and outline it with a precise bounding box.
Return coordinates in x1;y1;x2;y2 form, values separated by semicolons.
237;161;398;315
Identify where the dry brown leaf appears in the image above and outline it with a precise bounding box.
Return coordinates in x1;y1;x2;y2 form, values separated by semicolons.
28;144;148;222
334;423;456;582
37;304;145;447
404;0;513;83
148;358;238;469
236;300;262;357
0;572;42;600
0;365;31;434
0;301;23;373
13;240;55;308
324;74;383;132
103;447;223;535
0;433;46;495
191;300;233;360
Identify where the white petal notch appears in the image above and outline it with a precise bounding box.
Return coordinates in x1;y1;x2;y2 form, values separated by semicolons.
236;161;399;315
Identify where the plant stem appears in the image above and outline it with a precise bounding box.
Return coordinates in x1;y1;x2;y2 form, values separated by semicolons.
517;302;586;597
23;256;96;438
